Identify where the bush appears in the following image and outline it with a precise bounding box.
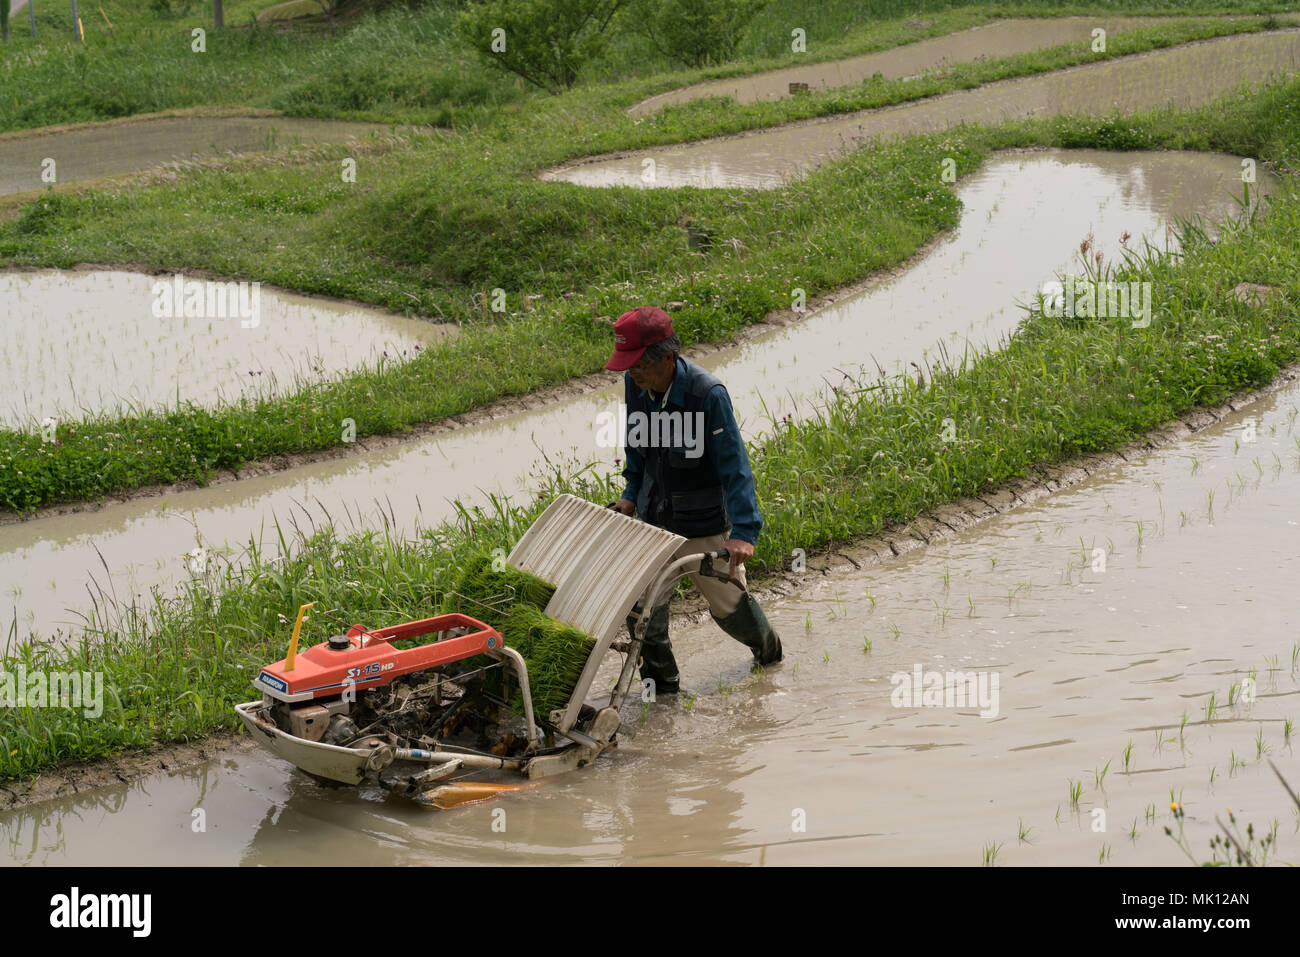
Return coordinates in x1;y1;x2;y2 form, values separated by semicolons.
456;0;623;93
626;0;759;68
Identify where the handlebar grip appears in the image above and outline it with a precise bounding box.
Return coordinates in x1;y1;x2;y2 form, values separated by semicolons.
698;550;745;591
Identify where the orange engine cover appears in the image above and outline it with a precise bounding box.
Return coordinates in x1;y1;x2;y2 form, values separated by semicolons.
253;613;503;703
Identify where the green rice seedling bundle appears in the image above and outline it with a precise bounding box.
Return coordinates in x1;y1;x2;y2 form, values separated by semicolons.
441;549;556;619
439;549;590;718
499;604;596;720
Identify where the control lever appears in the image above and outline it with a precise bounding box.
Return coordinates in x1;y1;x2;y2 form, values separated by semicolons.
698;549;746;591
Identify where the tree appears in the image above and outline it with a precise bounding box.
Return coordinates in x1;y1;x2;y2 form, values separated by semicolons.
457;0;624;94
1;0;11;43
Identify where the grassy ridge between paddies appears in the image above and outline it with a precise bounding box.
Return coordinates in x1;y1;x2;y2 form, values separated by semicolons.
2;1;1293;135
2;104;1299;780
1;19;1298;514
605;14;1300;151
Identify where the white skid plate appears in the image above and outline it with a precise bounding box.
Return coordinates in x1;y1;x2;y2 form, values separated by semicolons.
507;494;685;731
236;702;369;785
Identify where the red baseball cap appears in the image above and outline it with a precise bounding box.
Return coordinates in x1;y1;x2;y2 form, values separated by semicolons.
605;307;675;371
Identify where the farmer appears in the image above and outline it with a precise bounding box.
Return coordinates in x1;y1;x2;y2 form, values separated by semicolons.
606;306;783;694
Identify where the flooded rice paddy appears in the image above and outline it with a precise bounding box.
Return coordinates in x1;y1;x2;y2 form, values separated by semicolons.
5;351;1297;865
0;149;1275;641
550;30;1300;189
0;270;453;428
628;17;1172;116
0;115;389;197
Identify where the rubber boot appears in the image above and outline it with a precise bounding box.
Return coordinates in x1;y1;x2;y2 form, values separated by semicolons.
626;603;679;695
712;593;783;666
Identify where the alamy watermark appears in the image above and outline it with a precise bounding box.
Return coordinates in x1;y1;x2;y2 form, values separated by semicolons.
50;887;150;937
594;402;705;458
1038;278;1153;329
151;273;261;328
1;666;104;718
890;665;1000;718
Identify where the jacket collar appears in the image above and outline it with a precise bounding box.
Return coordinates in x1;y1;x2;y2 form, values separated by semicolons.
638;356;688;408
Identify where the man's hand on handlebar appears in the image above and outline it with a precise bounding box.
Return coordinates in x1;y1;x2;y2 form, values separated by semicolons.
722;538;753;577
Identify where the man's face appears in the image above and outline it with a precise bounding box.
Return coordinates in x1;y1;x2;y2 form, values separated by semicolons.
628;351;676;394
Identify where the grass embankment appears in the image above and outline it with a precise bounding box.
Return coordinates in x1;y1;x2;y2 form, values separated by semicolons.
2;85;1298;780
3;16;1298;512
0;2;521;132
4;1;1294;134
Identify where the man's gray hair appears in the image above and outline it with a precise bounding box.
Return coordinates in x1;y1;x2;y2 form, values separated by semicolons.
640;333;681;366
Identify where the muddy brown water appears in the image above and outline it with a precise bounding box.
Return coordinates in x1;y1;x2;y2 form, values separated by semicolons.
550;30;1300;189
0;270;454;428
0;150;1275;641
0;115;389;197
4;359;1297;865
629;17;1176;117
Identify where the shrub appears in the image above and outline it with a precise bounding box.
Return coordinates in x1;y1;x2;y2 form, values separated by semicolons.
626;0;760;68
456;0;623;93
